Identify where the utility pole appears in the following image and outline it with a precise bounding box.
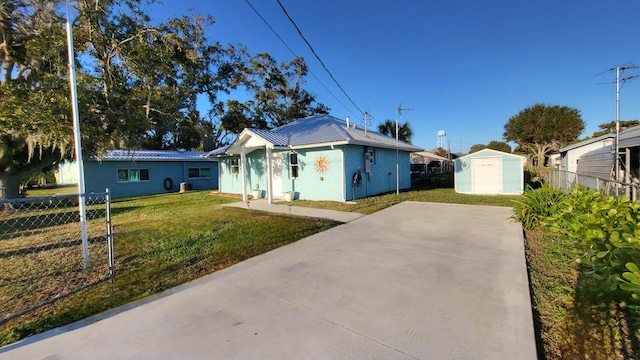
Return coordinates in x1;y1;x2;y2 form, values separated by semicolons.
610;65;639;185
66;0;89;268
363;111;373;137
395;104;414;195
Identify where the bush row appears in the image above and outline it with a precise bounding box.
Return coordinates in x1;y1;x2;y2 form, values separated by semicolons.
513;185;640;316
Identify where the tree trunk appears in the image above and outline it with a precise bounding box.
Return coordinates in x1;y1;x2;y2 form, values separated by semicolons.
0;151;60;200
0;173;20;200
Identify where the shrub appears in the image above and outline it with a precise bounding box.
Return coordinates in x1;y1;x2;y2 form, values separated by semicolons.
618;262;640;315
544;186;640;315
511;184;566;230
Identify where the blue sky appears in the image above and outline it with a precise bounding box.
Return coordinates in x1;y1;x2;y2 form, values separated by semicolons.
148;0;640;153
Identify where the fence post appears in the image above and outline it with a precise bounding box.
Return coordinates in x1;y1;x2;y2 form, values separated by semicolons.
105;188;114;277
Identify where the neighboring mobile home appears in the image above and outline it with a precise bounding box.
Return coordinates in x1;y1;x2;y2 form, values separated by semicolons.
209;114;423;202
84;150;218;198
454;149;525;195
550;133;615;172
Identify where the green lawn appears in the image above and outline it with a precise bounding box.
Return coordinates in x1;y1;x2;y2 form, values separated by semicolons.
288;187;519;214
23;185;78;197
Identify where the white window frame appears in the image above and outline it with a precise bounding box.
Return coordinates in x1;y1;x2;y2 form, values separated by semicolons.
230;158;239;174
289;153;299;179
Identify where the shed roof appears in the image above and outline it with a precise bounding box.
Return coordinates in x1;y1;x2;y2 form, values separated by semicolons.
93;150;214;162
213;114;423;156
458;148;525;160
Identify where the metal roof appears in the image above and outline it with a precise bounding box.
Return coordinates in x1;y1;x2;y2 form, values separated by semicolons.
205;145;230;157
248;128;290;146
216;114;423;156
411;151;451;163
94;150;215;162
619;124;640;148
558;133;615;153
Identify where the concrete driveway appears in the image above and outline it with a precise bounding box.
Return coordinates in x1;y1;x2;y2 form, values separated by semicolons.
1;202;537;359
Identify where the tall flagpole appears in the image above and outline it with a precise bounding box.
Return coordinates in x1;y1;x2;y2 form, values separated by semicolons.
66;0;89;268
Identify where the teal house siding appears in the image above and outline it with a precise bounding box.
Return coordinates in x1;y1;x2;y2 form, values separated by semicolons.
343;146;410;200
281;147;344;201
84;150;218;198
219;152;270;195
454;149;524;195
212;115;422;202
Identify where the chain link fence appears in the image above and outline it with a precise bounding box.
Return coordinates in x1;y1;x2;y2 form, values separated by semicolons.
0;191;114;325
544;169;640;201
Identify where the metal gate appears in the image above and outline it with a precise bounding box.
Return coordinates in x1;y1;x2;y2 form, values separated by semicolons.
0;190;114;325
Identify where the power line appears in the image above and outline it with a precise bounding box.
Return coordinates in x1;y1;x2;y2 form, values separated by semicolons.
275;0;365;117
243;0;360;119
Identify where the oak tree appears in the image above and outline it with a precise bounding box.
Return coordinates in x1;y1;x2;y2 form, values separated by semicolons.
469;141;512;154
503;103;584;166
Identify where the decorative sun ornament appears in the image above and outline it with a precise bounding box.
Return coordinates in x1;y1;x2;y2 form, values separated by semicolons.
314;155;330;174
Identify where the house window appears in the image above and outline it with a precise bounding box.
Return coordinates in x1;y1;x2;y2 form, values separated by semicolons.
289;153;299;178
117;168;149;182
230;159;239;174
188;167;211;179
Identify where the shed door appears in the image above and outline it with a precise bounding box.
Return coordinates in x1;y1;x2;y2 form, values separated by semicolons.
472;157;502;194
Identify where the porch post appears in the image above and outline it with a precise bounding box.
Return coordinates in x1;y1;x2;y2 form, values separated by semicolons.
626;148;631;198
240;145;247;202
266;146;273;204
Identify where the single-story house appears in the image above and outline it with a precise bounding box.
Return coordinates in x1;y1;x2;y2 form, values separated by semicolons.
208;114;423;202
454;149;526;195
548;133;615;172
84;150;218;198
574;125;640;182
576;146;613;179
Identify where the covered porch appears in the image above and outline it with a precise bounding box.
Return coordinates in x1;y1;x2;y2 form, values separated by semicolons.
224;129;289;204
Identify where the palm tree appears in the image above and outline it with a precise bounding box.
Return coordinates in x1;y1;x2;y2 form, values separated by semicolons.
377;119;414;143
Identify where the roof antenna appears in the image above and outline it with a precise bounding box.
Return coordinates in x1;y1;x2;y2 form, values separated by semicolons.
395;103;414;195
362;111;373;137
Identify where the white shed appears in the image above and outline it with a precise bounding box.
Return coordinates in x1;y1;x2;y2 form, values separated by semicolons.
454;149;526;195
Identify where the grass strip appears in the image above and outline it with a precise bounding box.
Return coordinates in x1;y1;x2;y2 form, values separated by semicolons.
289;187;518;214
525;229;639;359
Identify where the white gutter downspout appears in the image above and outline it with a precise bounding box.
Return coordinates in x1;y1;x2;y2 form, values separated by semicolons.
266;146;273;204
240;146;247;202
